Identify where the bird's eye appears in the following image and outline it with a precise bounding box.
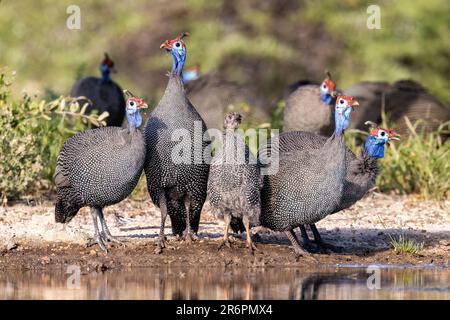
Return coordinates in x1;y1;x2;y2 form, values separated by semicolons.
380;131;386;137
175;42;181;48
339;99;344;104
322;84;327;89
129;101;135;107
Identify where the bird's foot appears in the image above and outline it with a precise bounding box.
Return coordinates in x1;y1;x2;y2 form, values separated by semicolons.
86;234;108;253
154;236;167;254
101;232;125;246
183;230;195;245
293;247;318;263
191;233;200;241
217;238;232;251
246;241;258;255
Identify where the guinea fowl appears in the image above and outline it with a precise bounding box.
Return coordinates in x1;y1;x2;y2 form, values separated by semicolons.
344;80;450;137
207;112;262;252
185;73;269;130
54;92;148;251
277;125;400;249
283;71;338;135
70;53;125;127
260;95;359;257
144;33;210;253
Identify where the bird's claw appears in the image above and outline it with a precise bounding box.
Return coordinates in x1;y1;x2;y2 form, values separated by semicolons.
154;236;167;254
294;249;318;263
247;241;258;254
183;230;195;245
217;239;232;251
86;234;108;253
101;232;125;246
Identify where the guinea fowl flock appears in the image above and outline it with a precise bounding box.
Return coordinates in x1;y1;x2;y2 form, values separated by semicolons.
57;31;447;257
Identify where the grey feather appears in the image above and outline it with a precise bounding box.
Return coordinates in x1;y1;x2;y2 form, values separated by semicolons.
70;77;125;127
260;133;347;231
207;116;263;231
283;85;335;135
54;126;145;223
144;74;210;236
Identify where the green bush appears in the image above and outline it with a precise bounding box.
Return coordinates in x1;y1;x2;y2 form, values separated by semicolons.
0;70;107;203
376;121;449;200
346;120;449;201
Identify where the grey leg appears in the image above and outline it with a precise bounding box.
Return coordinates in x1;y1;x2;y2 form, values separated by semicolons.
87;207;107;252
218;212;232;250
243;215;257;253
97;207;123;245
310;224;323;243
299;225;312;246
155;190;168;254
310;224;342;252
183;193;194;244
285;229;317;262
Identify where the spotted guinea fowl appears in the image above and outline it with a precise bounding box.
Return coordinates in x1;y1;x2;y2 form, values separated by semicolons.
70;53;125;126
260;95;359;257
277;124;400;250
283;71;338;135
144;33;210;253
207;112;262;252
54;92;148;251
344;80;450;137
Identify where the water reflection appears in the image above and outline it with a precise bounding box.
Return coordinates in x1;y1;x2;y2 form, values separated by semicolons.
0;267;448;300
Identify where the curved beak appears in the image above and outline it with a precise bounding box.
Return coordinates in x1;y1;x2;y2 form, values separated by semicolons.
138;102;148;109
351;100;360;107
388;131;401;141
160;40;171;51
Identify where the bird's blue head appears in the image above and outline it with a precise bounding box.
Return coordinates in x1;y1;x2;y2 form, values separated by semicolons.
334;95;359;135
320;72;337;105
99;53;115;82
364;128;400;158
160;32;189;76
125;94;148;130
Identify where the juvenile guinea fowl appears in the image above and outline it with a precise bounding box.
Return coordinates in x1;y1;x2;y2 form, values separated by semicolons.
70;53;125;127
283;71;338;135
207;112;262;252
260;95;359;257
144;33;210;253
277;125;400;249
54;93;148;251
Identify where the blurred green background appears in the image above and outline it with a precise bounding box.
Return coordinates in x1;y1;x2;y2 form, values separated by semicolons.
1;0;449;104
0;0;449;202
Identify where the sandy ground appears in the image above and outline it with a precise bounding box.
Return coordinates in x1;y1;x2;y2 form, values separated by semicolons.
0;192;448;271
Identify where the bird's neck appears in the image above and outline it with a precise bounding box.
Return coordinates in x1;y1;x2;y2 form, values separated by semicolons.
171;51;186;76
363;137;385;159
126;112;142;132
164;73;186;98
100;65;111;82
357;148;380;181
334;108;351;136
321;93;334;105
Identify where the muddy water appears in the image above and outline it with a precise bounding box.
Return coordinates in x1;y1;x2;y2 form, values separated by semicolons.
0;266;448;300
